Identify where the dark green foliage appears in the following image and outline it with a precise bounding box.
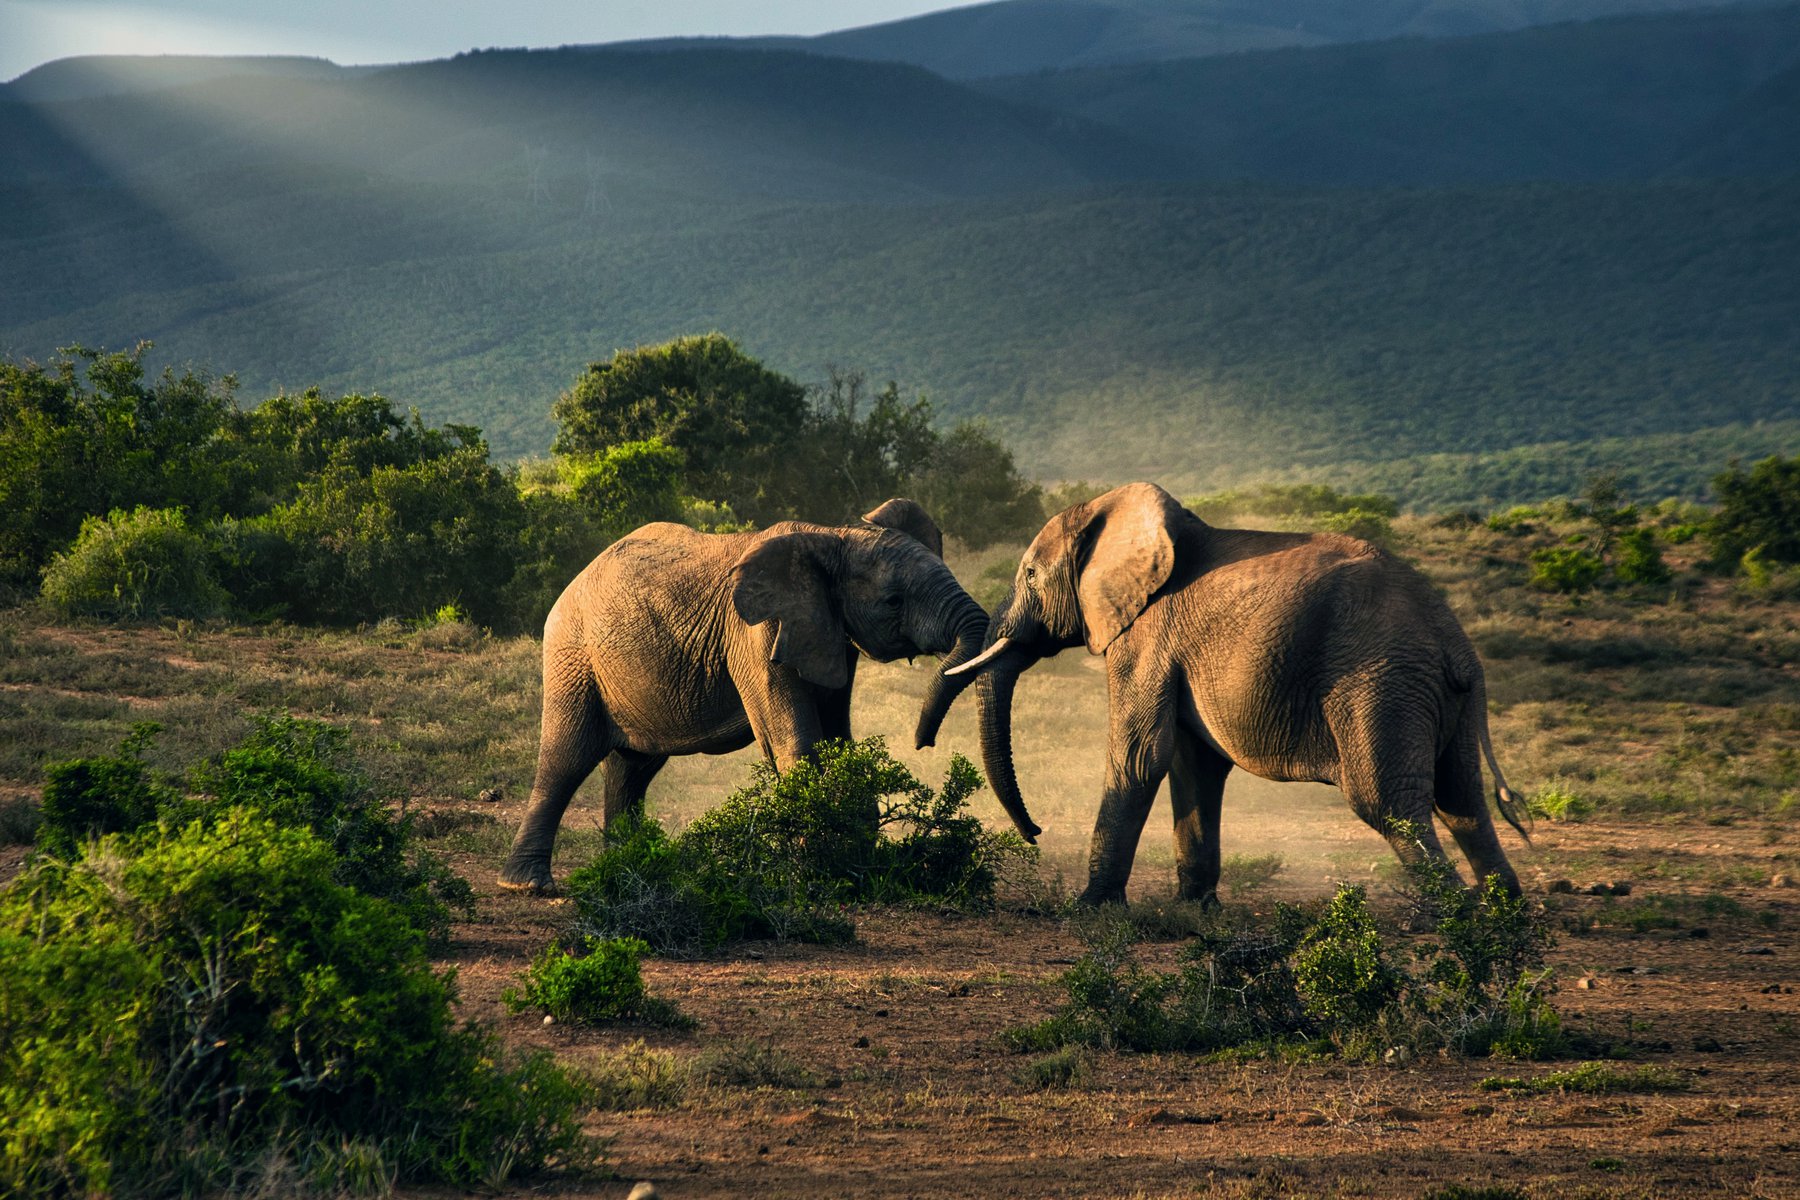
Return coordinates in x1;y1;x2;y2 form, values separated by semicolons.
1293;887;1404;1027
911;421;1047;549
188;715;475;944
39;506;229;619
1709;454;1800;568
251;442;526;626
505;936;687;1027
569;739;1027;954
0;347;237;594
36;716;472;946
0;811;594;1196
552;335;809;524
1009;860;1561;1060
1529;544;1605;593
35;723;179;859
1615;526;1671;586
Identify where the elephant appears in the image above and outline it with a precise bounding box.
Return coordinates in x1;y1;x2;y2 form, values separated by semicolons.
498;498;990;892
941;481;1530;908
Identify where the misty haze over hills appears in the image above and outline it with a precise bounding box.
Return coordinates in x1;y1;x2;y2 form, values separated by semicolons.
2;0;1796;505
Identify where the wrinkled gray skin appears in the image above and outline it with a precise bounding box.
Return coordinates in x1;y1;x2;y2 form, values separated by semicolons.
499;499;989;892
959;482;1529;908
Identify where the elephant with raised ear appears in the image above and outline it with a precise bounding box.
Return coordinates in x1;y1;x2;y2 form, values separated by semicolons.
498;498;989;892
946;481;1531;908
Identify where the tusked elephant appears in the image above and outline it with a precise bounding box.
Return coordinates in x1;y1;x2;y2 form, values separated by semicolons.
941;482;1530;908
499;498;989;892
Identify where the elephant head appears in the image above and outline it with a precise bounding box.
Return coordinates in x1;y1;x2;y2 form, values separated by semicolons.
729;498;989;738
947;483;1189;842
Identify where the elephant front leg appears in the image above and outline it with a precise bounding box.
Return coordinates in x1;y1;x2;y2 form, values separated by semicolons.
1079;700;1176;908
1169;732;1231;907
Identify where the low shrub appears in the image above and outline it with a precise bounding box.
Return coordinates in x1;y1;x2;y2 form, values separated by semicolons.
1529;544;1604;592
569;739;1031;954
505;936;688;1027
1008;849;1562;1061
0;811;595;1197
0;796;41;846
1318;507;1395;545
34;716;473;947
39;506;228;619
584;1041;692;1110
1528;782;1595;822
1478;1061;1691;1095
697;1040;819;1089
1615;527;1671;586
1220;852;1284;894
1485;505;1543;535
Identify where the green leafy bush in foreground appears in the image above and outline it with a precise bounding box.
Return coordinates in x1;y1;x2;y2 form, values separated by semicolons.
35;715;473;947
1008;850;1561;1060
505;936;689;1027
569;738;1032;955
0;811;594;1197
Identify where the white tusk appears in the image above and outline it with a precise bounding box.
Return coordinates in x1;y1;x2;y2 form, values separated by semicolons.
944;636;1013;677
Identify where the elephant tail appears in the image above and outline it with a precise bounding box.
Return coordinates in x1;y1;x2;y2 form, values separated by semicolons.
1470;671;1532;844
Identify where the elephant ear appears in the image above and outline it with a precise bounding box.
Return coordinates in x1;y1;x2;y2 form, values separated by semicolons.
730;532;851;689
1074;482;1184;654
861;498;944;559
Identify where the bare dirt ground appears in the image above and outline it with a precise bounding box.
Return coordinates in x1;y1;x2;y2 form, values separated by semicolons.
435;768;1800;1200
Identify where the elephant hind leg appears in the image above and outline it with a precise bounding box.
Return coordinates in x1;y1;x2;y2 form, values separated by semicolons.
601;749;668;827
500;667;615;892
1434;713;1521;896
1330;705;1464;886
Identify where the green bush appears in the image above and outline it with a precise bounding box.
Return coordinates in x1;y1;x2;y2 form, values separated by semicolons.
1528;782;1595;822
1478;1061;1691;1095
40;506;228;619
35;723;180;859
506;936;686;1026
36;717;472;947
1008;859;1562;1061
569;739;1028;954
1484;505;1542;534
1293;887;1403;1027
1529;544;1604;592
1709;454;1800;567
1614;526;1671;585
0;811;594;1197
1317;507;1396;545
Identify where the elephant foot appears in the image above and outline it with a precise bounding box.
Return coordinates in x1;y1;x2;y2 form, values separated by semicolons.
1177;889;1221;911
497;855;556;894
1073;885;1127;909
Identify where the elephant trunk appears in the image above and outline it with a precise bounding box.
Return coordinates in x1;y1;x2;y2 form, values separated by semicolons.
914;596;991;749
972;596;1042;842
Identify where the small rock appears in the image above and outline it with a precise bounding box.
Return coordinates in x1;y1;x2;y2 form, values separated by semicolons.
1739;946;1776;956
1576;977;1598;990
1761;983;1784;994
478;787;502;803
1547;879;1576;895
854;1035;870;1048
1383;1046;1413;1065
542;1015;554;1026
1694;1036;1723;1052
1585;881;1630;896
1610;881;1632;897
627;1184;659;1200
1689;927;1711;939
1771;874;1791;889
874;1008;890;1018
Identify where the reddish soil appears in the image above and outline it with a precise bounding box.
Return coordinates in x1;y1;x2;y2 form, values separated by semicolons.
433;817;1800;1200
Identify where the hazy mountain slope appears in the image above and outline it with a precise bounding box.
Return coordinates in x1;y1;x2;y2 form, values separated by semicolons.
0;47;1168;207
978;4;1800;183
1670;60;1800;175
2;55;351;102
613;0;1769;78
5;176;1793;502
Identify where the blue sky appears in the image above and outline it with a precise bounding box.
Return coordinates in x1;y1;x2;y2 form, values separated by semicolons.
1;0;967;81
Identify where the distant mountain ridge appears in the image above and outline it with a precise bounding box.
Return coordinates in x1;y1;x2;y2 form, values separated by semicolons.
608;0;1772;77
976;2;1800;183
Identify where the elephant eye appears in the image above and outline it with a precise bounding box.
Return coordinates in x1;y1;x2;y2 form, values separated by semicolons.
882;592;904;609
1024;565;1038;586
